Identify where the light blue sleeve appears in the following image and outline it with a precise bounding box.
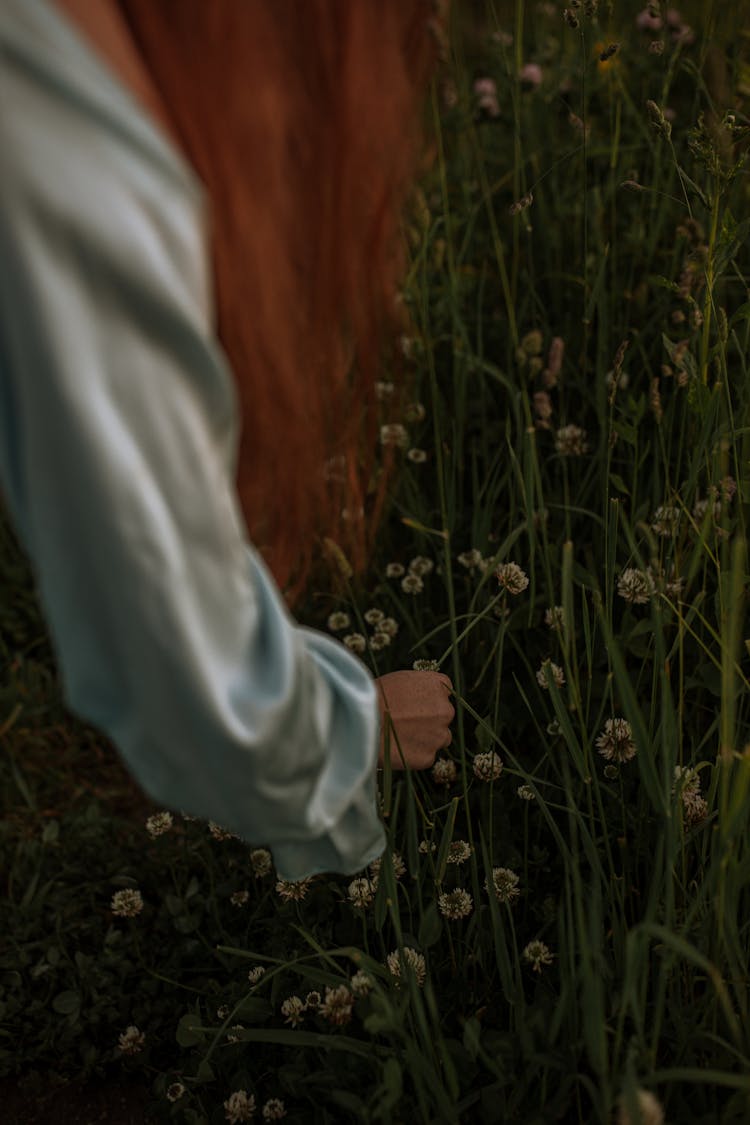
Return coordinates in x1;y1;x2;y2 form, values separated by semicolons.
0;9;386;880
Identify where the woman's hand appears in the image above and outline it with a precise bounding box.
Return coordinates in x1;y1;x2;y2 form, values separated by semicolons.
374;670;455;770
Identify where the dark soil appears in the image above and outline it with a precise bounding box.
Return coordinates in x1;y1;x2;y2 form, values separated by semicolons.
0;1078;152;1124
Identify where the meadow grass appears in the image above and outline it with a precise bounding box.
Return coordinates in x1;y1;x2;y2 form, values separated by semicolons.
2;2;750;1122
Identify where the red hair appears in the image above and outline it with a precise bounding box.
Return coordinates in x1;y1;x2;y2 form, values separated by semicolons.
116;1;439;602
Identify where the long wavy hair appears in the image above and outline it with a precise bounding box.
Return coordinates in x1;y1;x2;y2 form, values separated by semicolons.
116;1;439;603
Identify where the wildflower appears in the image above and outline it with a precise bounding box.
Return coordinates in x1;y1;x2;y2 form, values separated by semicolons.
387;947;427;986
596;719;636;763
636;8;662;31
369;632;391;652
401;574;424;595
409;555;434;576
247;966;266;985
458;548;484;570
209;821;237;841
343;632;367;654
347;877;376;909
217;1005;230;1020
117;1025;145;1055
673;767;708;824
522;940;554;972
145;811;173;838
446;840;472;865
533;391;553;429
617;567;656;604
543;336;564;387
649;39;665;53
555;424;589;456
375;380;395;401
250;848;273;877
473;751;504;781
224;1090;256;1124
370;852;406;882
693;497;721;524
536;660;565;690
230;890;250;907
438;889;473;920
275;877;313;902
474;76;500;117
227;1024;245;1043
385;562;405;578
327;611;351;632
262;1099;287;1121
651;505;681;536
418;839;437;854
350;970;374;997
304;991;321;1010
111;889;144;918
280;996;305;1027
517;784;536;801
166;1083;186;1102
485;867;521;904
519;62;543;89
495;562;529;595
544;605;565;631
380;423;409;448
521;329;544;356
434;756;458;783
320;985;354;1026
617;1089;664;1125
377;616;399;637
414;658;440;672
404;401;426;422
407;448;428;464
364;608;384;626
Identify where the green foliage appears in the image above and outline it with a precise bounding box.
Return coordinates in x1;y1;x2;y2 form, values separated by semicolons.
3;2;750;1122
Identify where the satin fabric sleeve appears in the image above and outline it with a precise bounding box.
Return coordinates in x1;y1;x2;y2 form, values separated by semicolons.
0;14;386;880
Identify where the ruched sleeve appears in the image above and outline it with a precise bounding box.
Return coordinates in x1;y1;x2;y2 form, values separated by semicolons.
0;0;386;880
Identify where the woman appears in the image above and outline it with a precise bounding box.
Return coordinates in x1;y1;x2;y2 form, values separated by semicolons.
0;0;454;879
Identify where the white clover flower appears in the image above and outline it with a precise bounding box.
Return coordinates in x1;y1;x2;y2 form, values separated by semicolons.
673;767;707;824
166;1083;186;1102
227;1024;245;1043
320;985;354;1026
544;606;565;631
370;852;406;883
485;867;521;904
522;940;554;972
247;966;266;985
432;757;457;785
407;448;428;464
343;632;367;654
380;423;409;448
650;505;681;536
555;424;589;455
375;380;395;400
495;562;529;595
617;567;656;605
347;877;376;909
401;574;424;595
224;1090;256;1124
364;608;385;626
418;839;437;854
250;848;273;878
387;947;426;986
327;611;351;632
350;970;374;997
217;1005;230;1020
111;889;144;918
145;811;173;838
408;555;434;576
385;562;405;578
414;658;440;671
596;719;636;763
438;889;473;920
280;996;305;1027
369;632;391;652
458;548;484;570
446;840;472;865
377;616;399;637
616;1089;664;1125
404;401;426;422
117;1025;145;1055
262;1099;287;1121
300;991;319;1012
208;821;237;842
230;890;250;907
517;784;536;801
536;660;565;690
473;751;504;782
275;877;314;902
693;498;722;523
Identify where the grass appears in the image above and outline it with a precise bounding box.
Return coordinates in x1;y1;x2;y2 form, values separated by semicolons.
2;1;750;1122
